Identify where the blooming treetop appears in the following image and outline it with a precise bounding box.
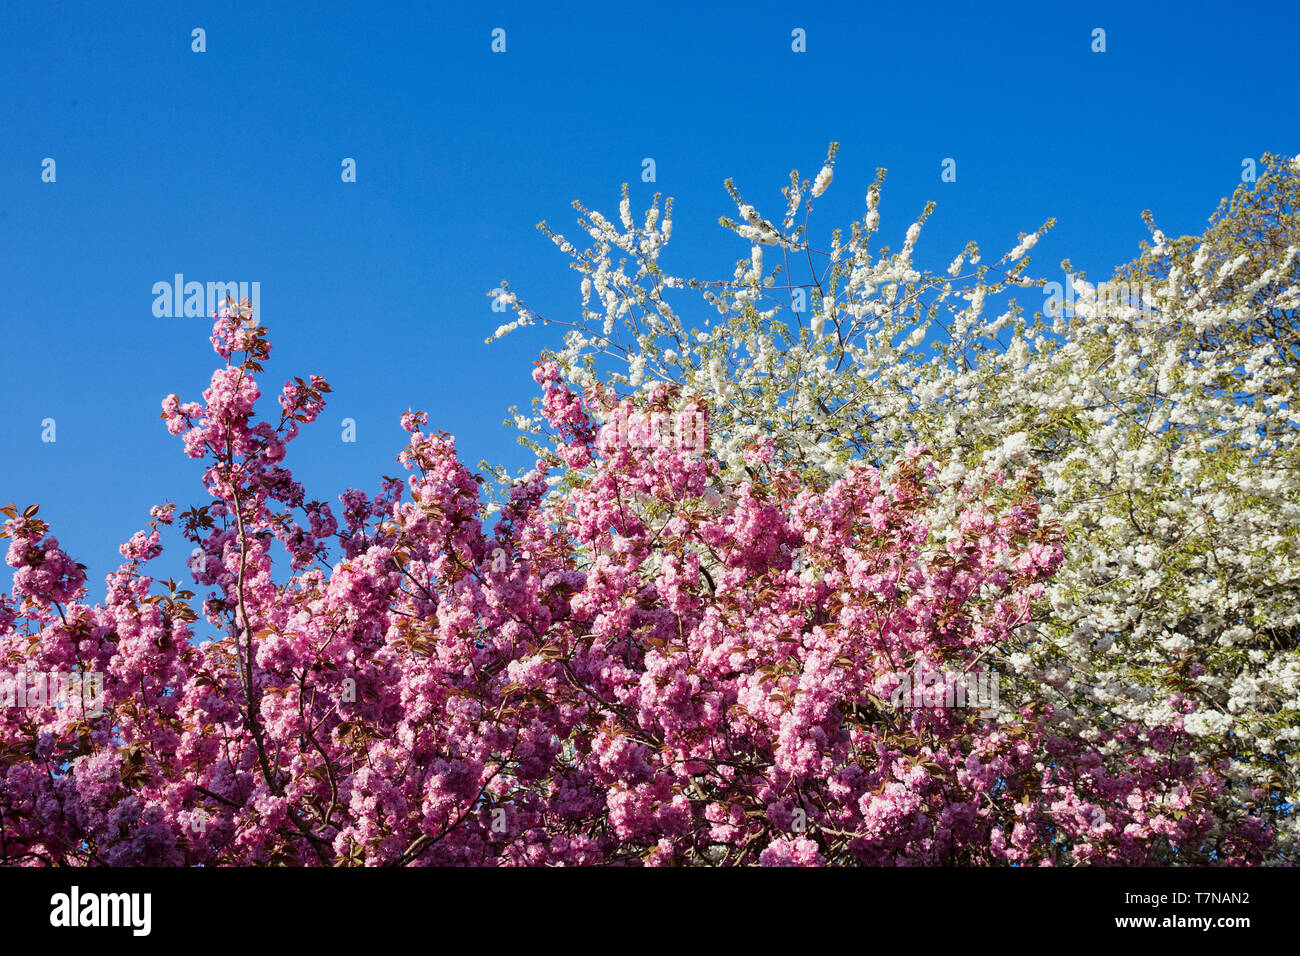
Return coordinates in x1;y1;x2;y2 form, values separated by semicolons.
490;146;1300;861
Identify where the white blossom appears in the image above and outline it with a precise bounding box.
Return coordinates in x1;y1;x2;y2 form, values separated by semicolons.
812;165;833;198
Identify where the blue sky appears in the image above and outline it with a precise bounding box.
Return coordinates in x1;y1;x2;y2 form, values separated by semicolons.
2;0;1295;606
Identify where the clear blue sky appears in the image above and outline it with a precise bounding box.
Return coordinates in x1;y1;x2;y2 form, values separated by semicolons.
2;0;1295;608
